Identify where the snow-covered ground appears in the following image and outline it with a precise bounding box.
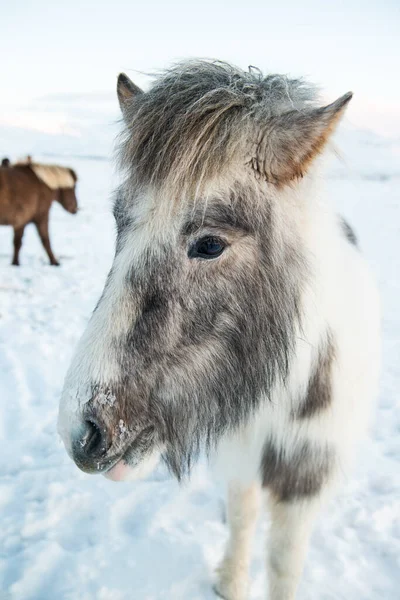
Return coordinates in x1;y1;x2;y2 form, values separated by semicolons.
0;140;399;599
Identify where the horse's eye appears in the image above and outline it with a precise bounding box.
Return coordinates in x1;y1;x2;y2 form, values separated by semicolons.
188;236;226;259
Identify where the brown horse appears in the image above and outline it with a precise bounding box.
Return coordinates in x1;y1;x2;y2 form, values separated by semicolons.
0;162;78;265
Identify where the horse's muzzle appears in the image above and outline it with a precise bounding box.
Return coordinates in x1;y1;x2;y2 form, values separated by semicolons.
70;415;157;477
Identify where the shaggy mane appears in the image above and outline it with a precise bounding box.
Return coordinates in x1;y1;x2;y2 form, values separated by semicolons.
16;161;77;190
119;60;318;197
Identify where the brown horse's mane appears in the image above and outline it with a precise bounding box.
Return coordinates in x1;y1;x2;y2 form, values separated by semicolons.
14;160;77;190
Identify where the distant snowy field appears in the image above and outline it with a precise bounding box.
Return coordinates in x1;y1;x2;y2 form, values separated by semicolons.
0;135;399;599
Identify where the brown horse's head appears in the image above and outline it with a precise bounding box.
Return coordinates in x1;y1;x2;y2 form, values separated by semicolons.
27;163;79;214
56;169;78;214
57;187;78;214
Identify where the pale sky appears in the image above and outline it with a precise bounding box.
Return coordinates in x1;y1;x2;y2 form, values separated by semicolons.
1;0;399;136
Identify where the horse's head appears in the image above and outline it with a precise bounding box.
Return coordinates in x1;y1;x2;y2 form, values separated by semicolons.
58;61;351;482
27;163;79;214
57;169;78;214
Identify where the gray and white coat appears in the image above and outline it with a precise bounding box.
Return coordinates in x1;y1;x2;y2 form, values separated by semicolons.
58;60;381;600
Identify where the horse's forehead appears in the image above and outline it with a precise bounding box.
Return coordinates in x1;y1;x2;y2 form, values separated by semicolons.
124;178;252;233
121;188;191;247
114;195;178;274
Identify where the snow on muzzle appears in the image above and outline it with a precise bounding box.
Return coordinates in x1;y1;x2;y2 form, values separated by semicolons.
58;374;160;481
70;412;156;477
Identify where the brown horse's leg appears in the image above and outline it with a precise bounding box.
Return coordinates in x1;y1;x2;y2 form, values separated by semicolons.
12;226;25;266
34;217;60;266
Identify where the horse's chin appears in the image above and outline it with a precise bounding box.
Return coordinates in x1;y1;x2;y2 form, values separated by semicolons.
103;449;160;482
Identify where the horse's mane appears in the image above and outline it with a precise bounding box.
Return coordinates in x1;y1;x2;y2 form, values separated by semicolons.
15;161;77;190
119;60;318;196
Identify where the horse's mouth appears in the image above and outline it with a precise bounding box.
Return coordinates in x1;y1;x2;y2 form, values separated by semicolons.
103;446;161;482
103;458;132;481
103;426;159;482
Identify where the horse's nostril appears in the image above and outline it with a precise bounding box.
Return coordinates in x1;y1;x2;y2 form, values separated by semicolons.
71;418;112;472
80;420;108;458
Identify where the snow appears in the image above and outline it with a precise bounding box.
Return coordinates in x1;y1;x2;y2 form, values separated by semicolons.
0;139;399;599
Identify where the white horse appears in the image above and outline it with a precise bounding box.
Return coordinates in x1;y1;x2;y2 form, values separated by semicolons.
58;60;380;599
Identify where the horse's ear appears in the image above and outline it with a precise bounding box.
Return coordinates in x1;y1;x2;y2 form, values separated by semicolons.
254;92;353;184
117;73;143;120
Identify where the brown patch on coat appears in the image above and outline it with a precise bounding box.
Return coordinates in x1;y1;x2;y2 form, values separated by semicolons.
296;331;336;420
261;440;334;502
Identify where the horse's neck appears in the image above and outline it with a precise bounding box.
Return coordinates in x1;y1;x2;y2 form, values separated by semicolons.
293;172;343;335
51;188;61;201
